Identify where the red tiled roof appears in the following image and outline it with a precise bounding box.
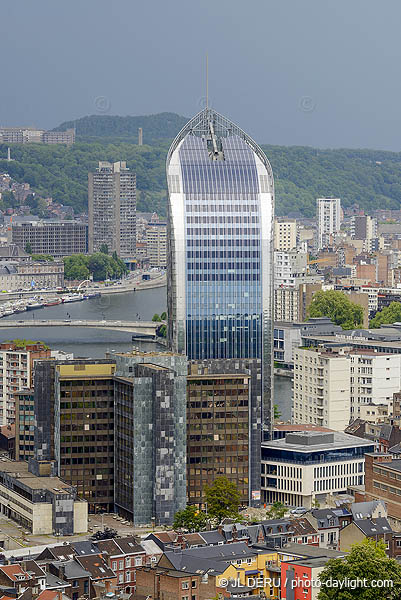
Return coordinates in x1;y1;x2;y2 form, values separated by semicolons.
0;564;30;581
36;591;58;600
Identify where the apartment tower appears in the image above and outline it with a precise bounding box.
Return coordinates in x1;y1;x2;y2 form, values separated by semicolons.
88;161;136;258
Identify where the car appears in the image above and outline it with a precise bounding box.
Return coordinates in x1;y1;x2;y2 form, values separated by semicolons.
290;507;308;515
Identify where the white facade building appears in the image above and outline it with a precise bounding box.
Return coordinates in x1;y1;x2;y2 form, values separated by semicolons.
292;347;351;431
293;347;401;428
274;218;297;251
349;351;401;418
274;251;308;288
261;431;375;508
317;198;341;249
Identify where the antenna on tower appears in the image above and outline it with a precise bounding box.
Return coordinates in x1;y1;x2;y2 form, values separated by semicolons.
206;54;209;109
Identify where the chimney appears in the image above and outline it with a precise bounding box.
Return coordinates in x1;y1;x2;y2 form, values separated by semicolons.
176;533;186;549
232;525;238;541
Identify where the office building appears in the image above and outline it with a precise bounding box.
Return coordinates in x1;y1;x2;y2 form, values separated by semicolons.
292;347;351;431
15;389;35;462
0;457;87;534
166;107;274;438
33;359;116;513
261;431;374;508
10;220;88;257
187;358;261;506
274;218;297;250
146;221;167;267
317;198;341;249
113;351;187;526
0;342;51;426
359;453;401;527
88;161;136;258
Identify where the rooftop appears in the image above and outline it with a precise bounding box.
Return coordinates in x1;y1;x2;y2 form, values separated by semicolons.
0;458;76;494
262;431;374;453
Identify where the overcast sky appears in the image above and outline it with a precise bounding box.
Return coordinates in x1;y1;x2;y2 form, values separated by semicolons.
2;0;401;150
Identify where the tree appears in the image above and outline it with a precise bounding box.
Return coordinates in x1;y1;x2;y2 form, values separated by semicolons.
273;404;281;420
308;290;364;330
266;501;287;519
318;539;401;599
204;477;241;523
25;242;32;254
99;244;109;255
370;301;401;328
31;254;54;262
173;505;209;532
312;498;320;509
88;253;111;281
152;313;162;322
160;311;167;321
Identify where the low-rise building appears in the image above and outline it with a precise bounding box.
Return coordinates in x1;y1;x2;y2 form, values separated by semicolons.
261;431;374;508
357;452;401;527
0;458;87;534
0;260;64;290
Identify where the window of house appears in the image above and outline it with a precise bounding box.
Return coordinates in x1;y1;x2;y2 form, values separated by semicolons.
192;581;197;588
84;581;89;595
135;557;142;567
182;581;189;590
118;574;123;583
112;561;117;571
126;558;131;568
126;572;130;582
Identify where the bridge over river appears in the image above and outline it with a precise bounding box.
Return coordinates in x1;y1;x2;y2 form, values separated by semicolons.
0;319;162;338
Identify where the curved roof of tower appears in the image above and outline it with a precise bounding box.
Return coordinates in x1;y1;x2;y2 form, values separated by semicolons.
167;107;273;180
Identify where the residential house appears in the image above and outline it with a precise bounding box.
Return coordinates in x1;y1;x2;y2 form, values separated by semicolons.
340;518;393;555
47;561;90;600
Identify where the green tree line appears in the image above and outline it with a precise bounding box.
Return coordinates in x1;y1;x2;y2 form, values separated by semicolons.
63;251;127;281
3;113;401;217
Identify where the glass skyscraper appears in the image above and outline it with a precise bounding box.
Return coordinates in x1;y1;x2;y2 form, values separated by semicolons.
167;107;274;429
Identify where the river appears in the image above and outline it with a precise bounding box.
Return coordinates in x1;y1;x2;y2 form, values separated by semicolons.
0;286;291;418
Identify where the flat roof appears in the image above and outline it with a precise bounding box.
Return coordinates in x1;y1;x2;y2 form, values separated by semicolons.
0;459;75;494
262;431;374;453
274;425;333;432
187;374;250;380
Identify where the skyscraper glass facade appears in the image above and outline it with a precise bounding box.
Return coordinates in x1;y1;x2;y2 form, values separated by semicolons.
167;107;274;430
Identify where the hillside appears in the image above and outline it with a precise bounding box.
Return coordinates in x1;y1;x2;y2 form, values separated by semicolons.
53;113;188;144
1;116;401;217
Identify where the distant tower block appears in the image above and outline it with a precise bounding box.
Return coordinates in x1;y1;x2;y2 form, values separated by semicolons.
138;127;143;146
7;148;11;161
